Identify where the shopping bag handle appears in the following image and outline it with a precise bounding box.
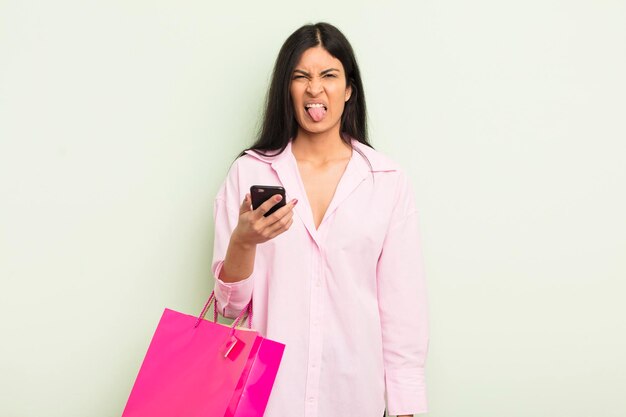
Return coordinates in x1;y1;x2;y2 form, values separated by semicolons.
193;291;253;330
195;291;218;324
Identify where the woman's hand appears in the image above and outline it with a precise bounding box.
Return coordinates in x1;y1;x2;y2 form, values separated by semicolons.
231;193;298;248
218;193;297;284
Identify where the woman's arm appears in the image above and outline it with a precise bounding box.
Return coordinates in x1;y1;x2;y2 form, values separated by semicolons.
212;189;297;317
377;171;429;416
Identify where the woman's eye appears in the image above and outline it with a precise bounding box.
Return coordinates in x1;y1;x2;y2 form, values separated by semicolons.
324;73;337;78
293;75;306;80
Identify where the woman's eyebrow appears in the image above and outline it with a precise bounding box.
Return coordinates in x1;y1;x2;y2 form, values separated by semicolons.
293;68;340;76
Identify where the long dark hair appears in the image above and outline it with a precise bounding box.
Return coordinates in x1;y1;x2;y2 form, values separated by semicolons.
240;22;371;157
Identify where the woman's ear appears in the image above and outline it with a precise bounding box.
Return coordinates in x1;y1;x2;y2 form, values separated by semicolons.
345;84;352;102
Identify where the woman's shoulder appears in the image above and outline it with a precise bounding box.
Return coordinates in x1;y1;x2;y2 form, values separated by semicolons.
219;148;287;193
225;149;283;175
351;140;405;174
234;147;289;168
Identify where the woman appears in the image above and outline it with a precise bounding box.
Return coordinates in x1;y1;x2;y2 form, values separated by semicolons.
211;22;428;417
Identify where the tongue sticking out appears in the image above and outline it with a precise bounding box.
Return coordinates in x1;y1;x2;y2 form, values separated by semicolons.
307;106;326;122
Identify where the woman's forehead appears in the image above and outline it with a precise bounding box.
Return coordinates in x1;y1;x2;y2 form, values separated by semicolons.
294;46;344;72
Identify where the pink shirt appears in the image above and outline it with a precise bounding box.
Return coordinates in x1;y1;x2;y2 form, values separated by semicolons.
212;139;429;417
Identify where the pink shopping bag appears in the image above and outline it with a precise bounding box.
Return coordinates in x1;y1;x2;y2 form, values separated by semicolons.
121;293;285;417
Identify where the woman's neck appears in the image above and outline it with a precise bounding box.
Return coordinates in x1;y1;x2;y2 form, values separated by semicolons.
292;128;352;163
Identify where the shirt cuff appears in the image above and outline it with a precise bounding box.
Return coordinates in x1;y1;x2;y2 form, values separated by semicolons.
385;366;428;415
213;260;254;318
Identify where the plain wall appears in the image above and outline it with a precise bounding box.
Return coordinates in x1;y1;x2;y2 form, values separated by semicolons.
1;1;625;416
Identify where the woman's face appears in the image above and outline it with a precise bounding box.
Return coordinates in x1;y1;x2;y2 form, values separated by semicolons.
290;46;352;136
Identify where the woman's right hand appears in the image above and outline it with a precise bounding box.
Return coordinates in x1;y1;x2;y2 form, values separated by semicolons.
231;193;298;248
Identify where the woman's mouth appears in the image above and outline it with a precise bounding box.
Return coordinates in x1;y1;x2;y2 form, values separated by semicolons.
305;103;327;122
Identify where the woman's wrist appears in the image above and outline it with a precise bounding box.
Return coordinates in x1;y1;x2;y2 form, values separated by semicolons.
230;230;256;251
218;231;258;283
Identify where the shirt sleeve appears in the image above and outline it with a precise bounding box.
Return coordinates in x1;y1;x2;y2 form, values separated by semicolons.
376;171;429;415
211;160;255;319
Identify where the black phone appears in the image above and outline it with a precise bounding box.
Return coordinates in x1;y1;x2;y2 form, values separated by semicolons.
250;185;287;217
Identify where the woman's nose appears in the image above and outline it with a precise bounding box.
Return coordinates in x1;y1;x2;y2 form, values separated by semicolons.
306;78;323;95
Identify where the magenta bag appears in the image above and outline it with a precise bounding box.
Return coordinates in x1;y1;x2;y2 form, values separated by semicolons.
121;293;285;417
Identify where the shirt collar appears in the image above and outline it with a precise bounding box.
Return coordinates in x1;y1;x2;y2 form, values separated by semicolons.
243;138;399;173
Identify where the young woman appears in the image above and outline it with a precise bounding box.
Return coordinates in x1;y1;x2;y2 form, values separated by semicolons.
211;22;428;417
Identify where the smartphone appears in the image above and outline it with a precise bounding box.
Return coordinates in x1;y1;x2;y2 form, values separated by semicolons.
250;185;287;217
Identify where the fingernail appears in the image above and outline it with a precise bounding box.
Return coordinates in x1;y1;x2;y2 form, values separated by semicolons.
293;198;298;205
275;195;283;201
